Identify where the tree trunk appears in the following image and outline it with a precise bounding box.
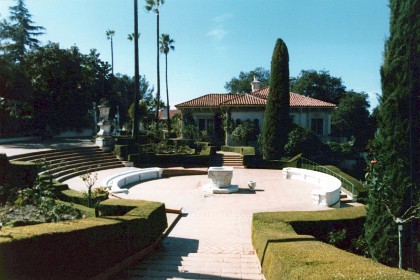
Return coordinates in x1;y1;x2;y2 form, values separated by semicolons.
165;53;171;133
155;11;161;123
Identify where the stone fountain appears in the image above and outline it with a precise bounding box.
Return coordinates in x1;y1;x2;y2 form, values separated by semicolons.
205;166;239;194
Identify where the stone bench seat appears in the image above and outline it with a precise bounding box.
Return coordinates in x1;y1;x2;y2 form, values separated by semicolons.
282;167;341;206
103;167;163;194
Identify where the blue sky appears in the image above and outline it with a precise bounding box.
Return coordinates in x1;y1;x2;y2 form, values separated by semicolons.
0;0;390;110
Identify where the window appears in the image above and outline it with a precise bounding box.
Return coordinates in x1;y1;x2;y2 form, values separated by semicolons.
199;119;206;132
198;118;214;134
311;119;323;135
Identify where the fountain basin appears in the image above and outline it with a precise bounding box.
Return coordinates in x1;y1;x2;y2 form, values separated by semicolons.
208;166;234;188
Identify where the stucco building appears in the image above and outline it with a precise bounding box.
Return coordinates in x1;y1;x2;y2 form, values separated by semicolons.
175;79;336;146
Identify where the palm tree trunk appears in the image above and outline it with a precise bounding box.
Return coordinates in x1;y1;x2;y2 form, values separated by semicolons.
155;10;161;123
165;53;171;133
132;0;140;138
111;37;114;75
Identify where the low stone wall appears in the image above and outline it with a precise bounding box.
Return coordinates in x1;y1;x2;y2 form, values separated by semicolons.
103;167;163;193
282;167;341;206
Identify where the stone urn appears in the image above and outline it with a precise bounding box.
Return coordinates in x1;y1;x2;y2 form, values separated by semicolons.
95;100;114;151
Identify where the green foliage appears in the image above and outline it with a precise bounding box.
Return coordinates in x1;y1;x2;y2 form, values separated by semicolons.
252;207;420;279
230;120;259;146
221;145;255;156
284;124;322;158
332;91;375;150
327;228;347;248
262;38;290;160
290;69;346;104
364;0;419;269
0;0;45;62
0;214;159;279
224;67;270;93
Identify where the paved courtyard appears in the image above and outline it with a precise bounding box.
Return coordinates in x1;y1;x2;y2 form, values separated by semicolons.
65;167;361;280
1;140;362;279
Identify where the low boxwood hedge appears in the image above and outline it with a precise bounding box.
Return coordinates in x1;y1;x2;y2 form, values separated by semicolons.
128;153;210;167
0;199;167;280
97;199;167;239
252;207;419;279
244;153;302;169
221;145;255;155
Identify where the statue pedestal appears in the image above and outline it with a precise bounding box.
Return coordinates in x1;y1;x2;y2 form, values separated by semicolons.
95;136;114;152
96;104;114;151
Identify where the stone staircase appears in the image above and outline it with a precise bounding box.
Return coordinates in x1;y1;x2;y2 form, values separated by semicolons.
8;146;124;182
210;152;243;167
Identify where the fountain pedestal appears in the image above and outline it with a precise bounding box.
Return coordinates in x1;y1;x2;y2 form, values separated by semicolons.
206;166;238;194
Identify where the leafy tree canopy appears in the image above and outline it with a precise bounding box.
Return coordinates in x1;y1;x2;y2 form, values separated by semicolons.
291;69;346;104
225;67;270;93
0;0;45;62
332;91;375;150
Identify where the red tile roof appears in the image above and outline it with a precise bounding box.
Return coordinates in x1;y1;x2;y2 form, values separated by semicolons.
158;109;181;120
221;94;266;106
175;87;336;109
175;94;238;108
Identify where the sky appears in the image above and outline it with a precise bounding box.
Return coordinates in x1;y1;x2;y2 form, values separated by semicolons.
0;0;390;110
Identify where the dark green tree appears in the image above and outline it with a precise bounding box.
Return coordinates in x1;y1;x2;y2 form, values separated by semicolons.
22;43;112;132
225;67;270;93
364;0;419;269
0;0;45;63
145;0;165;123
262;38;290;160
291;69;346;104
284;123;323;159
332;91;375;150
159;33;175;133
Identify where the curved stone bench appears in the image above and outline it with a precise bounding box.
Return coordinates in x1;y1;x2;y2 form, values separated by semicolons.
282;167;341;206
103;167;163;194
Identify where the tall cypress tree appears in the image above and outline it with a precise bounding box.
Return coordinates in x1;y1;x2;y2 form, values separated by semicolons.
262;38;290;160
364;0;419;269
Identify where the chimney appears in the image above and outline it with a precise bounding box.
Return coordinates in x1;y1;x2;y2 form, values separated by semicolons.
251;76;260;92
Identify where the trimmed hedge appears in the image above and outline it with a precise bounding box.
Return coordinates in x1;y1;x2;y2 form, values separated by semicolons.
0;199;167;280
97;199;167;239
221;145;255;155
129;153;210;167
252;207;419;279
58;189;107;207
244;153;301;169
7;161;39;189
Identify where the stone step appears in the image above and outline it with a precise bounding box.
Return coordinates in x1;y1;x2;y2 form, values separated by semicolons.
56;162;124;182
127;252;263;280
8;146;100;161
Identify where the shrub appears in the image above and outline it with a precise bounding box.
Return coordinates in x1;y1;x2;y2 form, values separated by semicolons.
284;124;322;159
252;207;419;279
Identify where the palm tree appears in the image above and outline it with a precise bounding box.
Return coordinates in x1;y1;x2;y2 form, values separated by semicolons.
159;33;175;133
105;29;115;75
145;0;165;124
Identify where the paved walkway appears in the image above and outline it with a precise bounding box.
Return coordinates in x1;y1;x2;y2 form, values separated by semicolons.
65;167;361;280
